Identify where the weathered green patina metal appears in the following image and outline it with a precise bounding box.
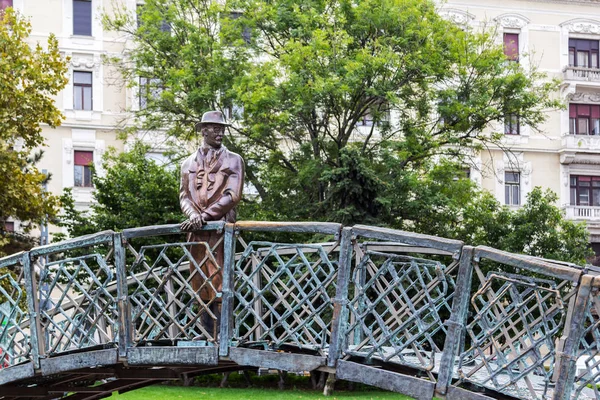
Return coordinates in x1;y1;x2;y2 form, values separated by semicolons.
0;221;597;400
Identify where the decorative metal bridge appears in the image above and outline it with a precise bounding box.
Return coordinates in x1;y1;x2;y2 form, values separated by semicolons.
0;221;599;400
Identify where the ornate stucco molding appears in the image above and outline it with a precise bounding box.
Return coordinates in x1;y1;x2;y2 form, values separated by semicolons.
70;56;101;76
568;92;600;103
494;13;530;29
560;18;600;34
439;8;475;26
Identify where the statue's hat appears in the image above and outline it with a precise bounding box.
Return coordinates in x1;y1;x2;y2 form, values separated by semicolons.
197;111;230;129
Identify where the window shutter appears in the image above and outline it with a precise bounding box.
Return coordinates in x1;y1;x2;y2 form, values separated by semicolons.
0;0;13;10
4;222;14;232
74;151;94;166
73;0;92;36
570;104;578;118
593;105;600;119
503;33;519;61
579;104;591;116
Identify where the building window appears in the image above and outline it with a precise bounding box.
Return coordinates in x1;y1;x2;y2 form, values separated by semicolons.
570;175;600;206
569;104;600;135
571;175;600;206
504;114;519;135
3;222;14;232
505;172;520;205
139;77;163;109
73;71;92;111
358;101;389;127
74;150;93;187
225;12;251;44
453;167;471;181
224;103;244;120
73;0;92;36
137;4;170;32
569;39;599;69
0;0;13;10
136;4;143;29
503;33;519;62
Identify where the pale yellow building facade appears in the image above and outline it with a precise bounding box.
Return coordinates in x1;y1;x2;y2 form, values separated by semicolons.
5;0;136;240
441;0;600;252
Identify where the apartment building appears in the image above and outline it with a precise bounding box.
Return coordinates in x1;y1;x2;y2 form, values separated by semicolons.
440;0;600;252
7;0;600;250
3;0;136;241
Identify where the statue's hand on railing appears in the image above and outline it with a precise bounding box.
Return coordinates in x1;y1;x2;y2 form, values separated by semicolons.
180;214;206;231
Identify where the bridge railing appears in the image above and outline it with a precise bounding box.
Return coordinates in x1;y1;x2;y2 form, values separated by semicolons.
0;252;30;370
1;221;600;400
229;222;342;356
121;223;223;346
336;225;464;397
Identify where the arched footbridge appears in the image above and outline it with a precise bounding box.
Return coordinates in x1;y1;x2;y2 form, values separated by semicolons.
0;221;599;400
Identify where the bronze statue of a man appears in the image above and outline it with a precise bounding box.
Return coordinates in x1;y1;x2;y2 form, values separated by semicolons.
179;110;244;337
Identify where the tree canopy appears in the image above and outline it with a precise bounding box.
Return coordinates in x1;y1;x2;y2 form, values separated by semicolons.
99;0;591;263
103;0;561;227
0;8;69;255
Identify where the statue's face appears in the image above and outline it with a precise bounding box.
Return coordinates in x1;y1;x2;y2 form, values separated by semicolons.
202;124;226;148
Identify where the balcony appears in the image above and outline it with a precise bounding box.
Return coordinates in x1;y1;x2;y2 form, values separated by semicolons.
564;66;600;82
565;205;600;220
562;134;600;152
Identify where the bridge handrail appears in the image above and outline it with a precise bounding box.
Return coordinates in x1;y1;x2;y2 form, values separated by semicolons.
29;230;115;258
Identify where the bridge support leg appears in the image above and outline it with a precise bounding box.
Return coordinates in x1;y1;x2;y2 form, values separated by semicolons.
242;370;252;387
323;373;336;396
181;373;194;387
277;370;287;390
220;371;230;388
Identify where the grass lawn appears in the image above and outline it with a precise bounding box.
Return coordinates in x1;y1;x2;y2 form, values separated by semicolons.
110;384;416;400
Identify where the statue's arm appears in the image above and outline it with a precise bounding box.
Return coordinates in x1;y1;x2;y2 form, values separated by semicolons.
179;159;202;220
202;154;245;221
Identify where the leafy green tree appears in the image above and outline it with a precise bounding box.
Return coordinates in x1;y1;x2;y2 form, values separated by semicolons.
57;143;181;238
101;0;590;264
451;187;593;264
0;8;69;256
103;0;559;226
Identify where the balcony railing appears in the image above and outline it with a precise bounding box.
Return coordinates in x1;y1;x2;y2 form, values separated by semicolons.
563;66;600;82
561;133;600;151
565;205;600;219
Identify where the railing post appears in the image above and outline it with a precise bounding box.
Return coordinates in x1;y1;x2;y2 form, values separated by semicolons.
113;233;131;358
353;242;366;347
219;223;236;357
552;274;594;400
435;246;474;396
251;254;263;342
327;227;353;367
22;252;43;369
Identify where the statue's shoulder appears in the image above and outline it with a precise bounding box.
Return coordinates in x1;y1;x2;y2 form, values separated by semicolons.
224;148;244;164
180;151;198;170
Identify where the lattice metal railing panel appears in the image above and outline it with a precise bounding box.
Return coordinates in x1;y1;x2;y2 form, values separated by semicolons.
457;270;568;400
0;269;30;366
127;241;221;343
572;287;600;400
232;239;339;352
344;249;457;380
38;253;118;355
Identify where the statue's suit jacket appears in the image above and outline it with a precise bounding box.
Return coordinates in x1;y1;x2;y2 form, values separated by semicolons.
179;145;244;223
